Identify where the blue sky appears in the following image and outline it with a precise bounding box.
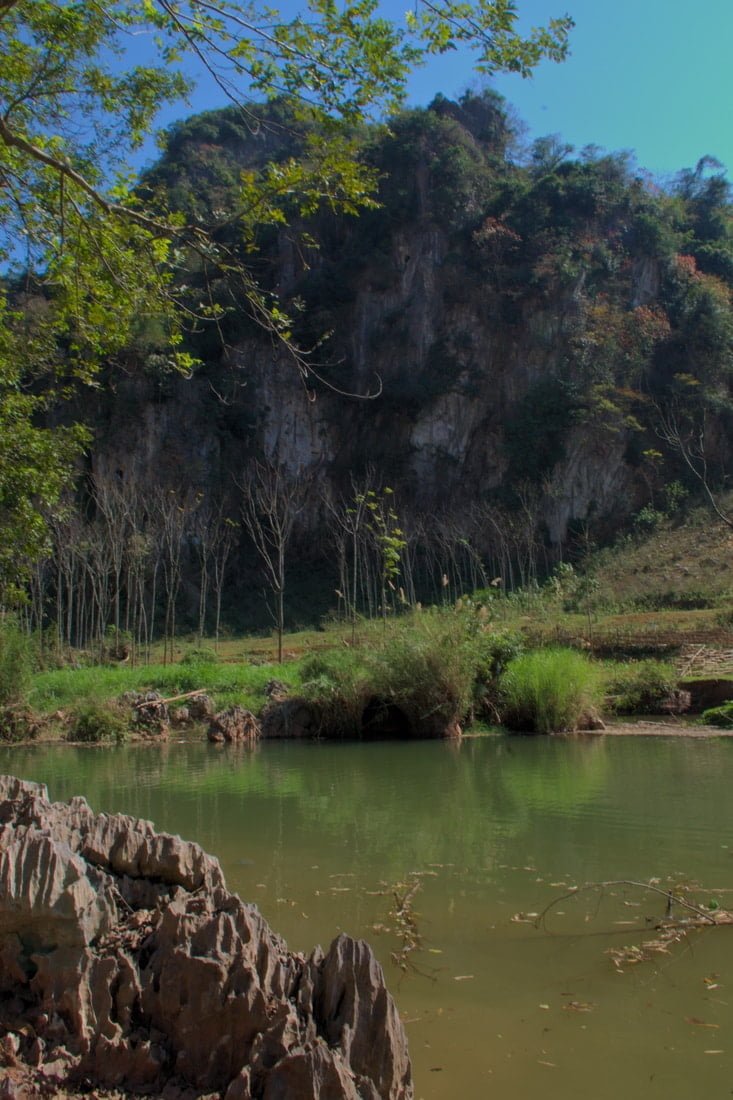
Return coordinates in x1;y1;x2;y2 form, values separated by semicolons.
466;0;732;181
147;0;732;183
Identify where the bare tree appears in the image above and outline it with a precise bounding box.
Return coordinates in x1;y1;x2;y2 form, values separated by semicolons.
191;503;214;642
322;469;378;639
239;460;308;663
512;482;543;588
321;487;350;624
657;403;733;530
49;507;83;649
212;513;238;652
428;514;488;603
92;472;137;655
26;554;50;643
397;509;421;608
192;501;238;647
157;487;199;664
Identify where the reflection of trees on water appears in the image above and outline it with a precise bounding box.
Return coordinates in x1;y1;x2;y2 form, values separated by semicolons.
1;738;608;875
3;736;732;892
6;734;733;1100
499;736;609;813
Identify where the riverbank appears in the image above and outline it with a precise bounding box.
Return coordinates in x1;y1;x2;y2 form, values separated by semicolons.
587;719;733;737
3;606;733;744
5;717;733;746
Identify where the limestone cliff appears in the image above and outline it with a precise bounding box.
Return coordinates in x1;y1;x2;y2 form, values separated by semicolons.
79;93;732;599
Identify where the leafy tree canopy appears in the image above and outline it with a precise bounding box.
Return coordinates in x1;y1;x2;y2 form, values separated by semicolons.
0;0;573;363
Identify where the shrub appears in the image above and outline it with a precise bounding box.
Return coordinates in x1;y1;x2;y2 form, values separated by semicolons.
67;701;129;743
475;629;524;681
499;647;603;733
715;606;733;629
604;659;678;714
364;611;484;735
701;702;733;729
0;618;33;706
472;629;524;719
633;505;665;532
299;611;491;737
298;649;367;737
0;705;39;743
180;647;219;665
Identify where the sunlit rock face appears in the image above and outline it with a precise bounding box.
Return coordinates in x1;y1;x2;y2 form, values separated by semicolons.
0;775;413;1099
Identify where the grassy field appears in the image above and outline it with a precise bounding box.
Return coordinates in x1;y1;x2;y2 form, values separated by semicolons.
29;658;300;715
589;492;733;609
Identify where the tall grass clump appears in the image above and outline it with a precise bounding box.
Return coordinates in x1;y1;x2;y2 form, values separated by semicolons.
67;701;128;743
500;647;603;733
28;658;295;714
701;701;733;729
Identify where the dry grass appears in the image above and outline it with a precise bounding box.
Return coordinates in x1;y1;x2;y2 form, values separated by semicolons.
592;493;733;608
146;623;368;666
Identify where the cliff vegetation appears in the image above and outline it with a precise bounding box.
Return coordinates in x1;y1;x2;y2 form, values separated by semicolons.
5;92;733;642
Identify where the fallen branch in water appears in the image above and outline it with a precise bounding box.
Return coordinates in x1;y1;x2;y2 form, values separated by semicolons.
536;880;719;929
535;879;731;972
369;876;438;983
390;878;423;974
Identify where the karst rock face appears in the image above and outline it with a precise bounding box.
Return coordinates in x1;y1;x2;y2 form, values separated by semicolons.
0;775;413;1099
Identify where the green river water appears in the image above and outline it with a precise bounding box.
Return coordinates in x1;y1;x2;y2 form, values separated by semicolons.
2;733;732;1099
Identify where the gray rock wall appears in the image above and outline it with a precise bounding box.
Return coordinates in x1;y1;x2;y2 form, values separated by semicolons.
92;217;637;558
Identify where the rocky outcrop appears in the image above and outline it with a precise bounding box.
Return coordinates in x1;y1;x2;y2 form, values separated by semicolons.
70;99;733;602
120;691;171;738
659;688;692;715
208;706;261;743
684;678;733;712
0;776;412;1099
260;697;321;739
188;693;217;722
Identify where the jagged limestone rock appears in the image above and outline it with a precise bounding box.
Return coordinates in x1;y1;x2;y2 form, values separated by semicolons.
0;776;413;1099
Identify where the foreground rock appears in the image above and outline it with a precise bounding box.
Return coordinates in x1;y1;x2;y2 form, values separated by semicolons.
0;775;412;1099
